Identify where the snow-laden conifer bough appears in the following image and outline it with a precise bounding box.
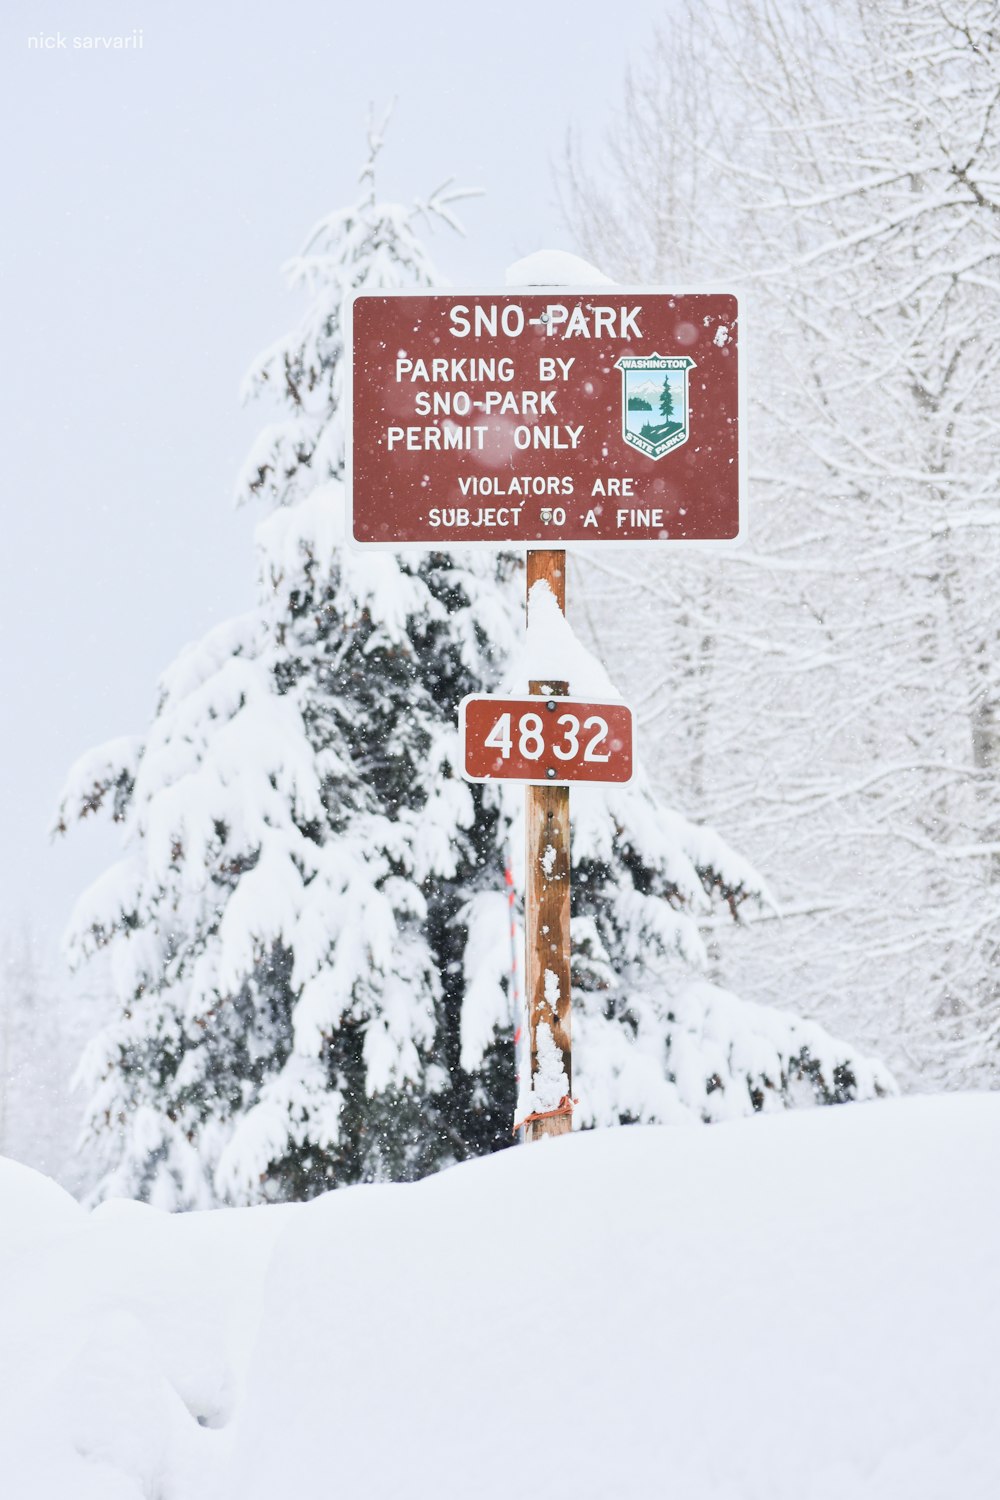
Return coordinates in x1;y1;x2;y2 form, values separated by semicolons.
55;125;892;1211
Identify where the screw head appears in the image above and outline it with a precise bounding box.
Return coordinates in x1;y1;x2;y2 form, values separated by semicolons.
546;699;557;711
546;767;556;779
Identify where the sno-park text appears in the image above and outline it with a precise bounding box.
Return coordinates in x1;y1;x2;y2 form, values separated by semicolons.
446;303;643;339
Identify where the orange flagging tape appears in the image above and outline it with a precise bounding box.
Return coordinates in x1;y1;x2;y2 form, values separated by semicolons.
512;1095;577;1135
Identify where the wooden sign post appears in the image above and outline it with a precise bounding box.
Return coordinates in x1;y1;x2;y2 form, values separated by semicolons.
524;547;572;1140
459;629;635;1139
347;274;743;1145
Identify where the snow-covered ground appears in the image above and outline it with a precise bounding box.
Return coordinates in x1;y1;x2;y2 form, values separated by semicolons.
2;1095;997;1499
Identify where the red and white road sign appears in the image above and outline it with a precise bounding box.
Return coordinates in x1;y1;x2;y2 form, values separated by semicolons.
347;289;743;548
460;695;634;786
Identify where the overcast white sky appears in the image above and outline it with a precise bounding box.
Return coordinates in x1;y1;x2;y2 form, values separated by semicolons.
1;0;670;945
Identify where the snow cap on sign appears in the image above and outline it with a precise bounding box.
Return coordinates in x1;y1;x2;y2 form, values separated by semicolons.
504;580;621;698
504;249;615;287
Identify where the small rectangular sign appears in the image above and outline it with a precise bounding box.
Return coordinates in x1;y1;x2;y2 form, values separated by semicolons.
460;695;634;786
347;289;742;548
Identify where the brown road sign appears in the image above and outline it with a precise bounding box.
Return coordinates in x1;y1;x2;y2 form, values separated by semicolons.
460;695;634;786
347;289;742;547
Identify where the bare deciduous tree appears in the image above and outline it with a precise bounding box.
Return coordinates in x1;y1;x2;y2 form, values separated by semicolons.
564;0;1000;1086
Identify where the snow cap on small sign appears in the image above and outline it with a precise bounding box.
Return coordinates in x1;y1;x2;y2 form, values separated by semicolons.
504;579;621;698
504;248;615;288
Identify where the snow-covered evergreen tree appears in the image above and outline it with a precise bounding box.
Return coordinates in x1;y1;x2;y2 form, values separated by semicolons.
56;130;892;1209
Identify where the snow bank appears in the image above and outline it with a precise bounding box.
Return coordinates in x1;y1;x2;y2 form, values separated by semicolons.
3;1096;998;1499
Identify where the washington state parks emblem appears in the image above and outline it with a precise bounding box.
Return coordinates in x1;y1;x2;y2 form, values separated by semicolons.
615;354;696;460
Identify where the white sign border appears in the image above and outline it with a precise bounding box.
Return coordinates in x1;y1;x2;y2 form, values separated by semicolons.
458;692;635;788
344;285;748;552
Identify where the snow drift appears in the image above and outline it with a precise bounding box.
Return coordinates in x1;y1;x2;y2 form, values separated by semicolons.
2;1096;997;1499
